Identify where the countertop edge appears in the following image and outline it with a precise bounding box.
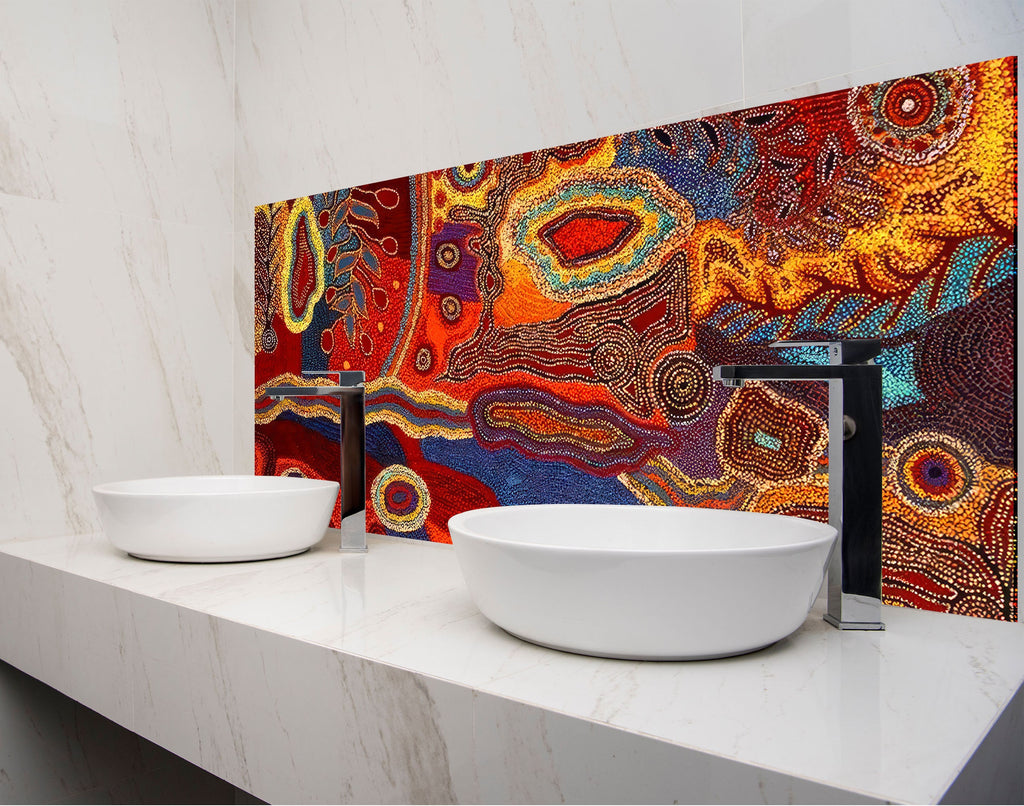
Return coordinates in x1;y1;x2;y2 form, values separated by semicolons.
0;534;1021;804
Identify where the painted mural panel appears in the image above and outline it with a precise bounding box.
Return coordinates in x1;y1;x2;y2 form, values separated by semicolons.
255;57;1017;621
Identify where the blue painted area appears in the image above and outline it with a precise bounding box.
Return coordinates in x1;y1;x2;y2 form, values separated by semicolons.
713;300;745;318
613;123;756;221
366;402;464;433
420;437;635;506
629;473;671;505
722;309;761;338
367;387;465;418
937;236;996;314
394;526;430;541
753;430;782;451
366;422;407;466
748;317;786;343
876;344;924;408
848;300;894;337
815;294;865;334
987;246;1016;288
902;282;940;334
776;344;830;365
790;296;828;334
772;338;924;410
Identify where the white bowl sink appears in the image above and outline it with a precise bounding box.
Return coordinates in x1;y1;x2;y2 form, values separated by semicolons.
93;475;339;562
448;504;837;661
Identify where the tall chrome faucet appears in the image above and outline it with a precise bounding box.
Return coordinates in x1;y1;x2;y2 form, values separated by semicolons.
262;370;367;553
713;339;884;630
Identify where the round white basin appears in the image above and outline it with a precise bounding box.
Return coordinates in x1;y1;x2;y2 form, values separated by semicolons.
448;504;837;661
93;475;339;562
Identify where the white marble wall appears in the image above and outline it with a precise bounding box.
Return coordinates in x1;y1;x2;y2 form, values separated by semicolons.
0;0;235;542
232;0;1024;601
0;0;1016;570
0;1;236;802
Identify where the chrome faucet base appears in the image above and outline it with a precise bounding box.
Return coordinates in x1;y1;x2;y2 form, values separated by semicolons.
823;614;886;631
326;528;368;553
339;510;368;553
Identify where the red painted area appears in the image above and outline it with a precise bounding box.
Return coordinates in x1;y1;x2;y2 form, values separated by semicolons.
290;214;317;318
539;208;640;266
255;417;342;526
887;568;955;600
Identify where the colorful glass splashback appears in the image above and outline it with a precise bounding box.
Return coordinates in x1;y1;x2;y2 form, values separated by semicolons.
255;57;1018;621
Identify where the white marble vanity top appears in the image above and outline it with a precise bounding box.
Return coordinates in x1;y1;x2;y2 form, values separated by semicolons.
0;530;1021;804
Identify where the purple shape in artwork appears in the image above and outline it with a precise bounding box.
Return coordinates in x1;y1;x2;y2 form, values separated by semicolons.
428;223;481;301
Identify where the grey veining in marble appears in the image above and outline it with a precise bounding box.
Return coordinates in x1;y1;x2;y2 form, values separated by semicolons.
0;0;234;226
0;0;235;540
0;532;1020;803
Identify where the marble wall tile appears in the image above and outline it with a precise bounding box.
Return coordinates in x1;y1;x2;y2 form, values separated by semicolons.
1;0;236;540
0;0;234;228
233;0;431;207
0;193;232;539
742;0;1024;99
702;26;1024;118
233;0;743;212
415;0;744;171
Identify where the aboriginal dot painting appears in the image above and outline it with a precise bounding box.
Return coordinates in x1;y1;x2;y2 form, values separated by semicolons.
255;57;1018;621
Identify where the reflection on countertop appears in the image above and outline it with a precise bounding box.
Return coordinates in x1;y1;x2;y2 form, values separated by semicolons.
0;531;1021;804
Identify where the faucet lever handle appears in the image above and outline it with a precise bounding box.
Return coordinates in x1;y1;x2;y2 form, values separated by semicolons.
769;339;881;365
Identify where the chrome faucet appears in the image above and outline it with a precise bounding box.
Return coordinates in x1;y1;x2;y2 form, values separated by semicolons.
713;339;884;630
262;370;367;553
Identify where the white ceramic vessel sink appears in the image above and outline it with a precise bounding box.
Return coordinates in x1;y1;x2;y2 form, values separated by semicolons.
448;504;837;661
93;475;339;562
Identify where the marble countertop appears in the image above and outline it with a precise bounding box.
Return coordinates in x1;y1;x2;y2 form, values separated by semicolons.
0;530;1021;804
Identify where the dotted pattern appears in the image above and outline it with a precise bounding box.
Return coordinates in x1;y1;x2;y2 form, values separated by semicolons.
255;57;1017;621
